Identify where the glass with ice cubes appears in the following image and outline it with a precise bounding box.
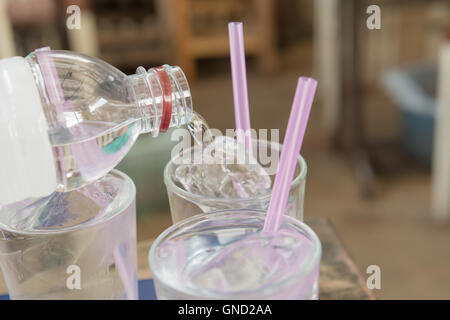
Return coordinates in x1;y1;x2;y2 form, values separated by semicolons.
149;209;321;299
164;137;307;223
0;170;137;300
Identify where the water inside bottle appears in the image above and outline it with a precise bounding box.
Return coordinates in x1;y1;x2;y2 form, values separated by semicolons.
50;119;140;192
49;110;209;193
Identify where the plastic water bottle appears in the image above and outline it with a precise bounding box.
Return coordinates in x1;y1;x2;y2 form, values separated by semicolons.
0;48;193;205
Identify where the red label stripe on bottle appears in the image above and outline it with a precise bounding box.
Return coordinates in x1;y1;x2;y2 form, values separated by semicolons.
154;66;172;133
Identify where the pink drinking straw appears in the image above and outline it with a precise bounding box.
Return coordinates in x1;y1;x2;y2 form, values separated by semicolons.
263;77;318;233
228;22;252;153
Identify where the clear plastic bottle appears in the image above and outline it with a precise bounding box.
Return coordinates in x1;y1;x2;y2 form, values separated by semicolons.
0;48;193;205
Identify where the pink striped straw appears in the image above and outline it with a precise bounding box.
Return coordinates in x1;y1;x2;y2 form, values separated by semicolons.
263;77;318;233
228;22;252;153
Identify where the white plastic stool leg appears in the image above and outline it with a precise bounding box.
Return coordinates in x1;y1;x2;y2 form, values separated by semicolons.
431;41;450;221
0;0;15;58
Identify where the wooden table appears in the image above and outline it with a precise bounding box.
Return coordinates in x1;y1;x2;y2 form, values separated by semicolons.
307;217;375;299
0;217;374;300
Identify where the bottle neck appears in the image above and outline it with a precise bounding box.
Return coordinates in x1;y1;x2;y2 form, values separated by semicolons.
128;65;193;137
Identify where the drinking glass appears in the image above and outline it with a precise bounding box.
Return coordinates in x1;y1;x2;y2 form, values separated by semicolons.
149;209;321;300
0;170;138;300
164;139;307;223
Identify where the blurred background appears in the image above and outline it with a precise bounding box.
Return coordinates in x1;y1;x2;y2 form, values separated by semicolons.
1;0;450;299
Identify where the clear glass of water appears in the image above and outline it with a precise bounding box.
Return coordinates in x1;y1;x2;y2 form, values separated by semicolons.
149;209;321;300
164;139;307;223
0;170;137;300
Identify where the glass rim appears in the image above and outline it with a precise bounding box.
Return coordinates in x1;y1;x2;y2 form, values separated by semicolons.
163;139;307;205
0;169;136;236
149;209;322;299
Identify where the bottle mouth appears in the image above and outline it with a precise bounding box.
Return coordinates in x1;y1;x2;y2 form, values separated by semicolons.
135;64;193;136
163;65;193;128
152;66;173;133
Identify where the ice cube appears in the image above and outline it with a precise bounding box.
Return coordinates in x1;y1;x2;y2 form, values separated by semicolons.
187;232;308;293
173;136;271;198
188;239;271;292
